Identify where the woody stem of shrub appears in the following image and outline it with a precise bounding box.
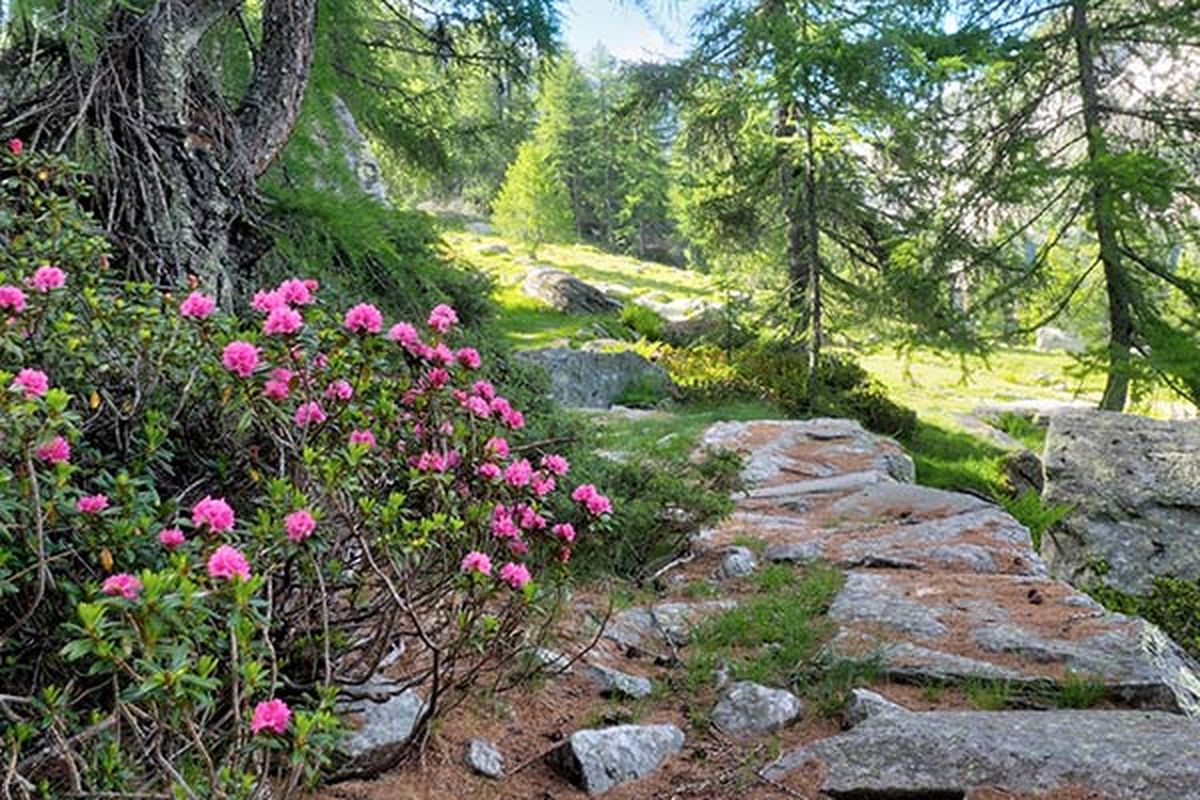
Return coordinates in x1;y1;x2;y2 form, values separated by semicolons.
1;450;48;642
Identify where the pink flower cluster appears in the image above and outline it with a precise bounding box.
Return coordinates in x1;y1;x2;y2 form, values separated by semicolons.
36;435;71;464
251;699;291;735
77;494;109;514
222;341;259;378
571;484;613;516
285;509;316;543
344;303;383;334
207;544;251;582
30;266;66;293
13;368;48;399
102;573;142;600
0;285;26;314
192;496;236;533
179;291;215;320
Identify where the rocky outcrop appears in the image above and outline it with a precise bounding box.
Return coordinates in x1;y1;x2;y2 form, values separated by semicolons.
584;663;653;699
1004;447;1044;495
547;724;684;796
763;709;1200;799
717;546;757;579
517;347;674;408
522;267;623;314
711;681;803;740
1041;410;1200;594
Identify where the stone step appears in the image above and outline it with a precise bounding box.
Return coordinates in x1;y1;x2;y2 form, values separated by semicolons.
827;569;1200;713
762;709;1200;799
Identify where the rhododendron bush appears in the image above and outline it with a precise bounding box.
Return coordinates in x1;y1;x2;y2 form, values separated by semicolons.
0;145;609;797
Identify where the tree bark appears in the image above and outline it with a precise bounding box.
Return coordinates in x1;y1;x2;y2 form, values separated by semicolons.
778;103;809;317
801;97;822;373
1072;0;1134;411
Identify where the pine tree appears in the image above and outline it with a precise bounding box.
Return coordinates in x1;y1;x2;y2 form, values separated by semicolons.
493;140;575;256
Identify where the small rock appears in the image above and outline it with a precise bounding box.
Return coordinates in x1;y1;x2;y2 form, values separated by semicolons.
843;688;908;728
584;663;653;699
718;546;758;579
533;647;573;673
1004;448;1044;496
1035;325;1085;354
522;267;622;315
548;724;685;795
477;243;509;255
464;738;504;778
711;681;803;740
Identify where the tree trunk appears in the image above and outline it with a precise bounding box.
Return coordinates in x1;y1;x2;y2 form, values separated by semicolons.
37;0;318;292
1072;0;1134;411
801;101;821;374
778;103;808;318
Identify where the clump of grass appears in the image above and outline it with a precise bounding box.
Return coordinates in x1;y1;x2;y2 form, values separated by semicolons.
990;411;1047;452
802;656;885;717
1053;671;1106;709
684;564;842;692
964;678;1014;710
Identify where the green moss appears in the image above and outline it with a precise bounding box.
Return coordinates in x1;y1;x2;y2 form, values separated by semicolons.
1088;577;1200;661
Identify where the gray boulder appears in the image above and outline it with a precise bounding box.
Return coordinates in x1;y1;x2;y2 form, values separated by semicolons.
1041;410;1200;594
711;681;803;740
1035;325;1086;354
548;724;684;795
522;267;623;314
464;738;504;778
517;348;675;409
338;684;426;775
843;688;909;728
717;546;758;579
763;709;1200;799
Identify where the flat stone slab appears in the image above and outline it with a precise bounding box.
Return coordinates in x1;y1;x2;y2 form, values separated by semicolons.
584;663;653;699
548;724;684;796
699;419;914;487
762;709;1200;799
827;570;1200;712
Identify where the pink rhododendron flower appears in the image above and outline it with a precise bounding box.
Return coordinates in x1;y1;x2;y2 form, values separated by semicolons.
102;573;142;600
477;463;501;480
30;266;66;293
485;437;509;459
312;352;329;370
349;429;376;449
284;509;316;543
207;544;251;582
517;505;547;530
264;305;303;335
425;367;450;390
344;302;383;334
473;380;496;400
192;496;235;533
8;138;22;156
277;278;314;306
460;551;492;576
571;484;613;516
415;450;450;472
159;527;185;550
506;538;529;555
498;562;531;590
541;454;570;476
504;459;533;488
324;379;353;401
387;321;421;349
0;285;26;314
553;522;576;543
502;408;526;430
77;494;109;514
250;699;291;735
179;291;215;319
251;289;287;313
222;341;259;378
491;505;520;539
430;342;455;366
35;436;70;464
263;376;291;400
12;368;48;398
559;547;572;563
531;474;556;498
294;401;327;427
456;347;482;369
427;304;458;334
465;395;491;418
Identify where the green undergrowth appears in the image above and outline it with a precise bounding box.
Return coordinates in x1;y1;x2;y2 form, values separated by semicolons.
1086;577;1200;661
899;419;1070;551
682;564;875;717
958;673;1106;710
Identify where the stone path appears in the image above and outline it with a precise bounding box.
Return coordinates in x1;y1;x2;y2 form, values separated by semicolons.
696;419;1200;798
318;416;1200;799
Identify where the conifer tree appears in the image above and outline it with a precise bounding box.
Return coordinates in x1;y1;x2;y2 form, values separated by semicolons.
493;140;576;255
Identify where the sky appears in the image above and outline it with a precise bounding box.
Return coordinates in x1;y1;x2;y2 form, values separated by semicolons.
561;0;704;62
